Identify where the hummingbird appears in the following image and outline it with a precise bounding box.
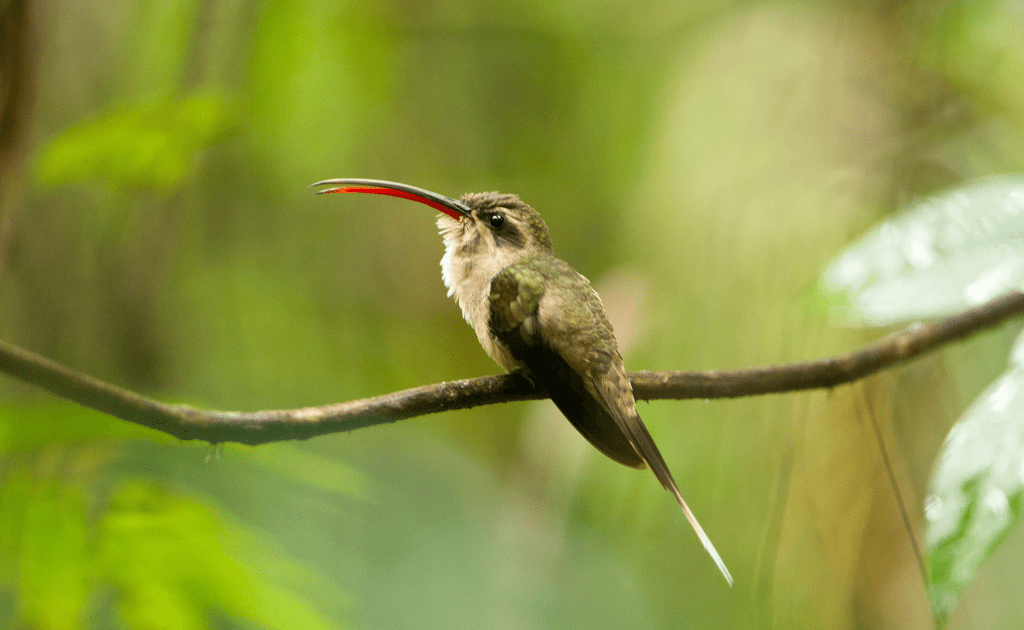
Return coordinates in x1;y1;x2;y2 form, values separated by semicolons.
313;178;732;585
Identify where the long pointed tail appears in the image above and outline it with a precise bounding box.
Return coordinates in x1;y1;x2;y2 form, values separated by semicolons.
588;373;733;585
669;485;733;586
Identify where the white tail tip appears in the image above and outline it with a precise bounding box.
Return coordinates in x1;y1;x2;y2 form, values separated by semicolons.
672;487;733;586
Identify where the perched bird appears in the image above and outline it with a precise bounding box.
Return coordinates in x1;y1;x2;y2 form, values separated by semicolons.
313;178;731;584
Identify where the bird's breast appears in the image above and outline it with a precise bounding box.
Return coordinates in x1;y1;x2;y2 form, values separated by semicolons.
441;249;522;371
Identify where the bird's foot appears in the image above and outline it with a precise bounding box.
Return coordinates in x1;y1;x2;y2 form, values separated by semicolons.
508;367;537;388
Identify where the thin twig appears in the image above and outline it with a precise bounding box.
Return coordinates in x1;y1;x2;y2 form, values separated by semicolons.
1;291;1023;445
630;291;1024;399
855;383;930;599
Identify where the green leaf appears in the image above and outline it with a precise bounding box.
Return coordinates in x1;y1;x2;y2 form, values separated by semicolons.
98;480;348;630
34;93;237;191
0;470;32;587
926;329;1024;623
0;403;358;629
5;477;92;630
818;176;1024;325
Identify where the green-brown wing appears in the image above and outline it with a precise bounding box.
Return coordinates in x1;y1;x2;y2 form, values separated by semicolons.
488;259;644;469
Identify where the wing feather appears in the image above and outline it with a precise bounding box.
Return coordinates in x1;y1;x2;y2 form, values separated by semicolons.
489;264;644;468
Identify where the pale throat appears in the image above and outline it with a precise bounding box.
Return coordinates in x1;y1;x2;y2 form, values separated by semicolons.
437;216;524;370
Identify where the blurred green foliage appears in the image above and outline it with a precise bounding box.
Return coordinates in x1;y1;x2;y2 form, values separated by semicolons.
98;480;346;630
0;406;359;629
3;0;1024;628
35;94;237;191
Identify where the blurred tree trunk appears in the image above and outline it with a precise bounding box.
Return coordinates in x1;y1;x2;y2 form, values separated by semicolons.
0;0;35;276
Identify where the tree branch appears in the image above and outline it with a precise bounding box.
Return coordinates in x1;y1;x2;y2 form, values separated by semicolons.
2;291;1023;445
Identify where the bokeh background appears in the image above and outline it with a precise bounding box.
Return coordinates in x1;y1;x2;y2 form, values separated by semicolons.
2;0;1024;628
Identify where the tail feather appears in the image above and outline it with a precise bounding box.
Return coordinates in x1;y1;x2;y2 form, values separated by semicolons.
669;483;734;586
590;374;733;586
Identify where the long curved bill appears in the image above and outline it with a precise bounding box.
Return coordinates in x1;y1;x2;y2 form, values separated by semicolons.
311;178;474;222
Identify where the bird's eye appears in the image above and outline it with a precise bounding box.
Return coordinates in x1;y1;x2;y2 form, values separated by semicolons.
488;212;505;230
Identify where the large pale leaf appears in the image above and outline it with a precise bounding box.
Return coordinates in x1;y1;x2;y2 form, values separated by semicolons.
926;329;1024;623
818;176;1024;325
